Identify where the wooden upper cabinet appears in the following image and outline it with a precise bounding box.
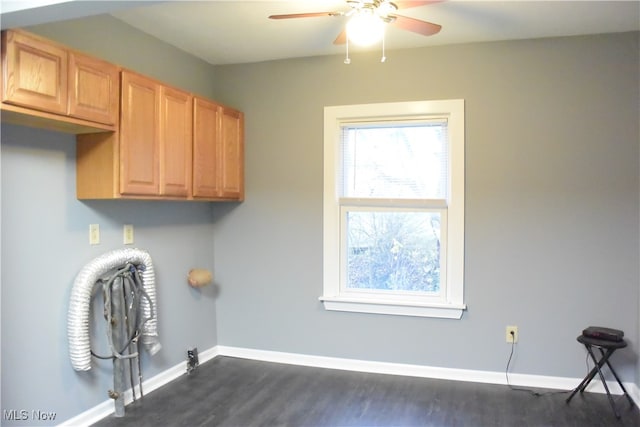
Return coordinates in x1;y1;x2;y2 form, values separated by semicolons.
219;107;244;200
193;97;220;199
78;90;244;201
119;70;195;198
160;86;193;197
192;98;244;200
119;70;160;196
2;30;68;115
1;29;118;133
1;30;244;202
68;51;119;125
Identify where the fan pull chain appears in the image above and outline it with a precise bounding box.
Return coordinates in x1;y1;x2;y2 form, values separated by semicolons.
381;31;386;63
344;36;351;64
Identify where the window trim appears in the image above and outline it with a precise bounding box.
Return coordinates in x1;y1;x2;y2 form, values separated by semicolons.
320;100;466;319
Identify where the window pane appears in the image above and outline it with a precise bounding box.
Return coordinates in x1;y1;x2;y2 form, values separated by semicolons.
346;210;441;293
341;122;448;199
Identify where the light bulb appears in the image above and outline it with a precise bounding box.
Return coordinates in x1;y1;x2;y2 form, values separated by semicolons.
346;10;384;46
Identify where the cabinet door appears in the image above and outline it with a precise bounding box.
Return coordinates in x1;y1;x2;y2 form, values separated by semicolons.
120;71;160;196
218;107;244;200
1;30;68;115
192;97;220;198
68;52;119;125
160;86;192;197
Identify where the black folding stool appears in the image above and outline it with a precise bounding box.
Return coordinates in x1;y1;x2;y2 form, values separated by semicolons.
566;335;634;418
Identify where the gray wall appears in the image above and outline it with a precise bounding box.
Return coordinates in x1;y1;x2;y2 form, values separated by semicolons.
1;16;219;425
211;32;639;382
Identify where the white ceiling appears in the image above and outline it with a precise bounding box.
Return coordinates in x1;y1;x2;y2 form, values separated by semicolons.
2;1;639;65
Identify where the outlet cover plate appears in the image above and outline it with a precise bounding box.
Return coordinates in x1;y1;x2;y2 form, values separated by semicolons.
123;224;134;245
89;224;100;245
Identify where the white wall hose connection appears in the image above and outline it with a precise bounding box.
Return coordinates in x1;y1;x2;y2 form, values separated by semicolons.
68;248;161;371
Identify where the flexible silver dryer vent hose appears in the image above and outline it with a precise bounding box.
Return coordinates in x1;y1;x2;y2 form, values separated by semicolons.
68;248;161;371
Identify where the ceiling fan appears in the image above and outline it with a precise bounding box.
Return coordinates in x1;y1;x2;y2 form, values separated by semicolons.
268;0;442;47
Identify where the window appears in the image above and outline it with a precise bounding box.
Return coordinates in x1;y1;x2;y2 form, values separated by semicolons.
321;100;465;319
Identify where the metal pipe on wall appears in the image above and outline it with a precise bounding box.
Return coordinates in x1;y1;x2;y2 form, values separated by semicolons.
111;277;126;417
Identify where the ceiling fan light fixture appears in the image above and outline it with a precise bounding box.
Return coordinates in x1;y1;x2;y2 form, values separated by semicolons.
346;9;385;46
269;0;441;65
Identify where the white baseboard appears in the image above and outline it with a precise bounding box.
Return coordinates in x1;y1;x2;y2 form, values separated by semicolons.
61;344;640;426
58;346;219;427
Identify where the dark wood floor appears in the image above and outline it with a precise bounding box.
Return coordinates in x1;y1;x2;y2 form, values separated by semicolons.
93;356;640;427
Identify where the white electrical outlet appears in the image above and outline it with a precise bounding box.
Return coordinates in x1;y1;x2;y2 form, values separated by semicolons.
123;224;134;245
89;224;100;245
506;326;518;343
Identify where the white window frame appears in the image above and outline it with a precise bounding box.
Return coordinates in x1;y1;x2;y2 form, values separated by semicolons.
320;99;466;319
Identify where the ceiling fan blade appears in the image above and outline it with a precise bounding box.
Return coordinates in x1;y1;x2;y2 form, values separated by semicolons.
391;14;442;36
333;28;347;45
269;12;340;20
395;1;441;10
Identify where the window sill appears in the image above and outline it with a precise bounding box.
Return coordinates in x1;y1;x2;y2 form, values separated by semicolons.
319;296;466;319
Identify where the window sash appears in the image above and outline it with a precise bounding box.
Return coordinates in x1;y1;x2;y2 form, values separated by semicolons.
339;118;449;201
339;205;448;304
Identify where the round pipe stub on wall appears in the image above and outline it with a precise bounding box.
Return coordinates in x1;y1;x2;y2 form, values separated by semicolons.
188;269;213;287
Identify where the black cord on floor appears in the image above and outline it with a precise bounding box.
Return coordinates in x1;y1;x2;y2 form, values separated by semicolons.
505;339;570;397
